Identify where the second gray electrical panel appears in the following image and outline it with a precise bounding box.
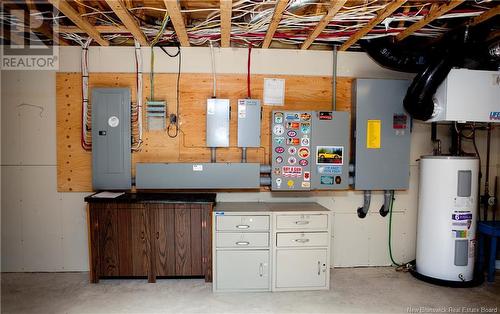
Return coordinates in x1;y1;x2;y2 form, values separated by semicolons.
206;98;230;147
237;99;261;147
352;79;411;190
92;88;131;190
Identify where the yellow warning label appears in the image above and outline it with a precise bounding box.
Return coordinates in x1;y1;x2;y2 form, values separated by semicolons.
366;120;381;149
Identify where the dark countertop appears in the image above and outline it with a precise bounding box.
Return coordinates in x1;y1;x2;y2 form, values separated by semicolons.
85;192;216;204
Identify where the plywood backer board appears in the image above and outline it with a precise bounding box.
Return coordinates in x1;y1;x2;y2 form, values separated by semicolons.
57;72;352;192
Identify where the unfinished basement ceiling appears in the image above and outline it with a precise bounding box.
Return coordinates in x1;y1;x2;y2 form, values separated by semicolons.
1;0;499;50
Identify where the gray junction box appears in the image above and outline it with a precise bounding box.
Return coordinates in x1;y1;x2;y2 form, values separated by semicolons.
271;110;350;191
206;98;230;147
91;88;131;190
352;79;411;190
237;99;261;147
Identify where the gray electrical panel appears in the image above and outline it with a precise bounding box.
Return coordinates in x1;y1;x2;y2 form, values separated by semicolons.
271;110;350;191
352;79;411;190
311;111;350;190
136;163;260;189
206;98;230;147
237;99;261;147
92;88;131;190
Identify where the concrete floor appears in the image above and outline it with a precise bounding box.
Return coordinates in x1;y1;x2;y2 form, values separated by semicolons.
1;268;499;314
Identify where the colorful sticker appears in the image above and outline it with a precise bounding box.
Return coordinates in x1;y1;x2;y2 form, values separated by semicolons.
300;113;311;121
275;146;285;154
274;167;281;175
274;112;284;124
287;138;300;146
298;147;310;159
320;176;334;185
317;165;342;175
283;166;302;177
452;230;468;239
273;124;285;135
452;211;473;230
299;159;309;166
287;180;295;188
286;122;300;130
301;122;311;134
301;182;311;188
287;130;297;137
288;147;297;155
276;178;282;188
393;114;408;130
335;176;342;184
288;156;297;165
316;146;344;165
285;113;300;121
319;111;333;120
275;137;284;145
276;156;283;164
304;171;310;181
301;137;310;146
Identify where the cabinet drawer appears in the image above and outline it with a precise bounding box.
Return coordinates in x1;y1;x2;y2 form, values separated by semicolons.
276;232;328;247
216;232;269;248
216;250;270;291
276;214;328;230
216;215;269;231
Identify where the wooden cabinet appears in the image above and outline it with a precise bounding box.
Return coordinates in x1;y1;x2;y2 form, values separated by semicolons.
88;200;213;283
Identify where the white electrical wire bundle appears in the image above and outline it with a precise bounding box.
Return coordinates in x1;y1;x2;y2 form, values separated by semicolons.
132;39;143;151
81;37;92;150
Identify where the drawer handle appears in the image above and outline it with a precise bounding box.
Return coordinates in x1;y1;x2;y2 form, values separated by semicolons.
236;224;250;229
235;241;250;246
295;220;310;225
294;238;310;243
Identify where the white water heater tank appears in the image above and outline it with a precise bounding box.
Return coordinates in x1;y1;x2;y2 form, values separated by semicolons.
416;156;479;282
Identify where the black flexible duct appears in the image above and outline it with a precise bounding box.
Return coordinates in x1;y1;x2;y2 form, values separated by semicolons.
362;20;499;122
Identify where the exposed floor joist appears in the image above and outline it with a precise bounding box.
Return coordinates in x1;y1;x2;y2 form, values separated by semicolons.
339;0;407;51
300;0;347;50
220;0;232;48
105;0;148;46
396;0;465;41
58;25;129;34
163;0;190;47
48;0;109;46
469;4;500;26
262;0;289;49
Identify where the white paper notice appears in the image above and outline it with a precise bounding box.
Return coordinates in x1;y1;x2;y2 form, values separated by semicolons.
263;78;285;106
91;191;125;198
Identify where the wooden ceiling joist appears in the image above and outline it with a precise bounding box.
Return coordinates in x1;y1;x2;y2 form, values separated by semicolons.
48;0;109;46
220;0;232;48
5;3;70;46
262;0;288;49
300;0;347;50
396;0;465;41
58;25;129;34
105;0;148;46
163;0;190;47
339;0;407;51
469;4;500;26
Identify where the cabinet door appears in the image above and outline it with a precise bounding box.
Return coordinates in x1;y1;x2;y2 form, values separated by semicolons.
152;204;176;276
98;203;119;277
116;204;150;276
216;250;269;291
275;249;328;288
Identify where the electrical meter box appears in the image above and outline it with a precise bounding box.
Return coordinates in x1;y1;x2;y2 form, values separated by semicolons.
271;110;350;191
352;79;411;190
237;99;261;147
92;88;131;190
206;98;230;147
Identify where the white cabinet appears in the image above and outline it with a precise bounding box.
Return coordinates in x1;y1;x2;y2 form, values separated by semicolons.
275;249;328;289
216;250;269;291
213;202;331;293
